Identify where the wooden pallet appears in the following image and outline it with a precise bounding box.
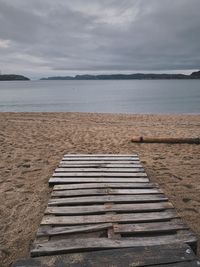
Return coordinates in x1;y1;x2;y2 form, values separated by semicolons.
31;154;197;258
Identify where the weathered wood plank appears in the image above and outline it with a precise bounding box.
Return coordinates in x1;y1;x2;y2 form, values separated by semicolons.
13;244;199;267
63;154;139;157
114;220;188;234
48;194;167;205
51;188;162;197
37;223;113;237
60;160;141;168
52;172;147;177
53;182;158;190
41;210;177;225
49;177;150;185
31;231;197;257
55;167;145;173
60;161;141;165
62;157;139;161
45;202;174;215
59;163;143;168
12;259;200;267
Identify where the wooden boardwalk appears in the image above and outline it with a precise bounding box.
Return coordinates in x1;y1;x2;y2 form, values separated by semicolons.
13;154;199;267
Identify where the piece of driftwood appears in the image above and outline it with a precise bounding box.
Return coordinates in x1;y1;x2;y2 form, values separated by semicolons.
131;136;200;144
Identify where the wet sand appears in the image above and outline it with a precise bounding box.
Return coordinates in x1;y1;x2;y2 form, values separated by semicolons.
0;112;200;267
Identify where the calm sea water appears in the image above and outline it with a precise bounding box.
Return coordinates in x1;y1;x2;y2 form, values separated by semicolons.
0;80;199;113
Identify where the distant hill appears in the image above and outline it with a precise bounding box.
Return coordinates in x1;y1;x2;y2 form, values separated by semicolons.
0;74;30;81
40;71;200;80
190;70;200;78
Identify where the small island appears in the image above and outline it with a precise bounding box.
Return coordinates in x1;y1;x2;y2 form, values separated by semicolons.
0;74;30;81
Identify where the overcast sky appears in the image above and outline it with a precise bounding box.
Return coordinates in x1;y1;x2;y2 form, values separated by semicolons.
0;0;200;79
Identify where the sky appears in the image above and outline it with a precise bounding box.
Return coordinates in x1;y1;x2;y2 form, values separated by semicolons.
0;0;200;79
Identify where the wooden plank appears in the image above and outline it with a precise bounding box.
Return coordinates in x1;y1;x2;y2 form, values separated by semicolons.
114;220;188;234
48;194;167;205
31;231;197;257
53;182;158;190
52;172;147;177
60;160;141;164
37;223;113;237
55;167;145;173
13;244;199;267
63;154;139;157
59;163;143;168
49;177;150;185
61;159;140;163
62;157;139;161
45;202;174;215
12;259;200;267
41;210;177;225
51;188;162;197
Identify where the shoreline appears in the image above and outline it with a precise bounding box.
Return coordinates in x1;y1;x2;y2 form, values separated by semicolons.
1;111;200;115
0;112;200;267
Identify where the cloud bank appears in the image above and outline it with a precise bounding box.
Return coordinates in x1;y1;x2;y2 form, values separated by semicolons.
0;0;200;78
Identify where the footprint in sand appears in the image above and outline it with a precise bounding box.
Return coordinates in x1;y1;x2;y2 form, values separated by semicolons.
157;167;169;171
182;184;193;189
182;197;191;203
22;163;31;168
15;183;24;188
171;174;182;180
183;156;193;160
23;159;30;162
184;208;198;214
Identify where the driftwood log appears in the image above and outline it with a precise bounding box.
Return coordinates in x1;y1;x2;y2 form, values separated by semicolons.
131;136;200;144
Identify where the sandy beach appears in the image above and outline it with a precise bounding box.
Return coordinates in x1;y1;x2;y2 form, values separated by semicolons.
0;112;200;267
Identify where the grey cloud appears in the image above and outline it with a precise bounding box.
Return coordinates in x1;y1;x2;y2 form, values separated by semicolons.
0;0;200;78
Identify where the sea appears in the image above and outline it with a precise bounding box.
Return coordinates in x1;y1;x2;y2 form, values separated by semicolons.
0;80;200;113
